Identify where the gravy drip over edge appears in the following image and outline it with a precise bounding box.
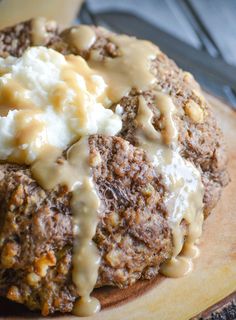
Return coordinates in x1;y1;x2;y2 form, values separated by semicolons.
66;25;96;52
88;31;160;103
135;95;204;277
31;137;101;316
31;17;49;46
68;26;204;278
37;26;204;311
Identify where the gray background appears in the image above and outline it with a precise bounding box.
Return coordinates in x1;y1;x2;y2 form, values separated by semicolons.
87;0;236;66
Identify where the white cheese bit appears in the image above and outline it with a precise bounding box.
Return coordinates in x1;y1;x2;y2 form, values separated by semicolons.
135;94;204;277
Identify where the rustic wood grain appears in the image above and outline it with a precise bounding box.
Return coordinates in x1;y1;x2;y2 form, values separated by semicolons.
193;291;236;320
0;93;235;320
87;0;201;48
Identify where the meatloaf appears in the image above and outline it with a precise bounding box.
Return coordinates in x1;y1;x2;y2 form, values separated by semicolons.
0;19;229;315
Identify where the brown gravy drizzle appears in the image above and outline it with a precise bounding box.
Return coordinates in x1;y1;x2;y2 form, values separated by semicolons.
88;32;160;102
32;138;101;316
0;79;35;116
0;25;205;316
135;95;204;277
67;25;96;52
31;17;49;46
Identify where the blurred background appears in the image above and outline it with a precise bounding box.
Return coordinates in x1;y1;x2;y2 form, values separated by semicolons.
85;0;236;66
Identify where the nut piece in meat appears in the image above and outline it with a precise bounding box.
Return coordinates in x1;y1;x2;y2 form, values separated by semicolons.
7;286;22;303
185;100;204;123
1;241;19;268
34;251;56;277
26;272;41;287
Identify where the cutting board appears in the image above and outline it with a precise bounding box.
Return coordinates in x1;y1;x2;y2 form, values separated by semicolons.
1;93;236;320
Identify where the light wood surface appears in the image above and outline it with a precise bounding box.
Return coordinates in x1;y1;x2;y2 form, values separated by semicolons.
1;93;236;319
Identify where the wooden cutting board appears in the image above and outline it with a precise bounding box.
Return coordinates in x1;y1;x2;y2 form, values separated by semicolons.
1;93;236;320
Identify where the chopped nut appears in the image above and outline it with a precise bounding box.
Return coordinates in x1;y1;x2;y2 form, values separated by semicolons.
7;286;22;303
26;272;41;286
106;248;122;268
1;241;19;268
42;302;50;316
57;254;70;275
9;185;24;207
108;211;120;227
122;236;132;248
192;89;206;103
114;234;122;243
183;71;194;84
141;184;154;196
34;251;56;277
114;269;127;282
89;152;101;167
9;204;15;211
185;100;204;123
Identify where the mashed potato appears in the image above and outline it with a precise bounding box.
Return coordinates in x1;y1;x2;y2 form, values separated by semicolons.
0;47;122;163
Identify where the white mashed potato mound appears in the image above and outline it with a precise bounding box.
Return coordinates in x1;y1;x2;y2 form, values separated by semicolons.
0;47;122;163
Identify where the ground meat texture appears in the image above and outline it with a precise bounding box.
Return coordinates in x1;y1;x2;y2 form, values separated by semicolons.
0;19;229;315
0;19;59;58
0;135;172;315
110;88;229;217
0;21;32;58
91;136;171;287
55;24;229;217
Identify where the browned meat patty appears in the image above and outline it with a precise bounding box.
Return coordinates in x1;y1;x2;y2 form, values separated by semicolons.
53;24;229;217
0;19;229;315
0;135;171;314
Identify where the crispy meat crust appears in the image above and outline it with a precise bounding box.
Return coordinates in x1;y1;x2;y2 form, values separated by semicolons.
53;25;229;216
0;20;229;314
0;135;172;314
